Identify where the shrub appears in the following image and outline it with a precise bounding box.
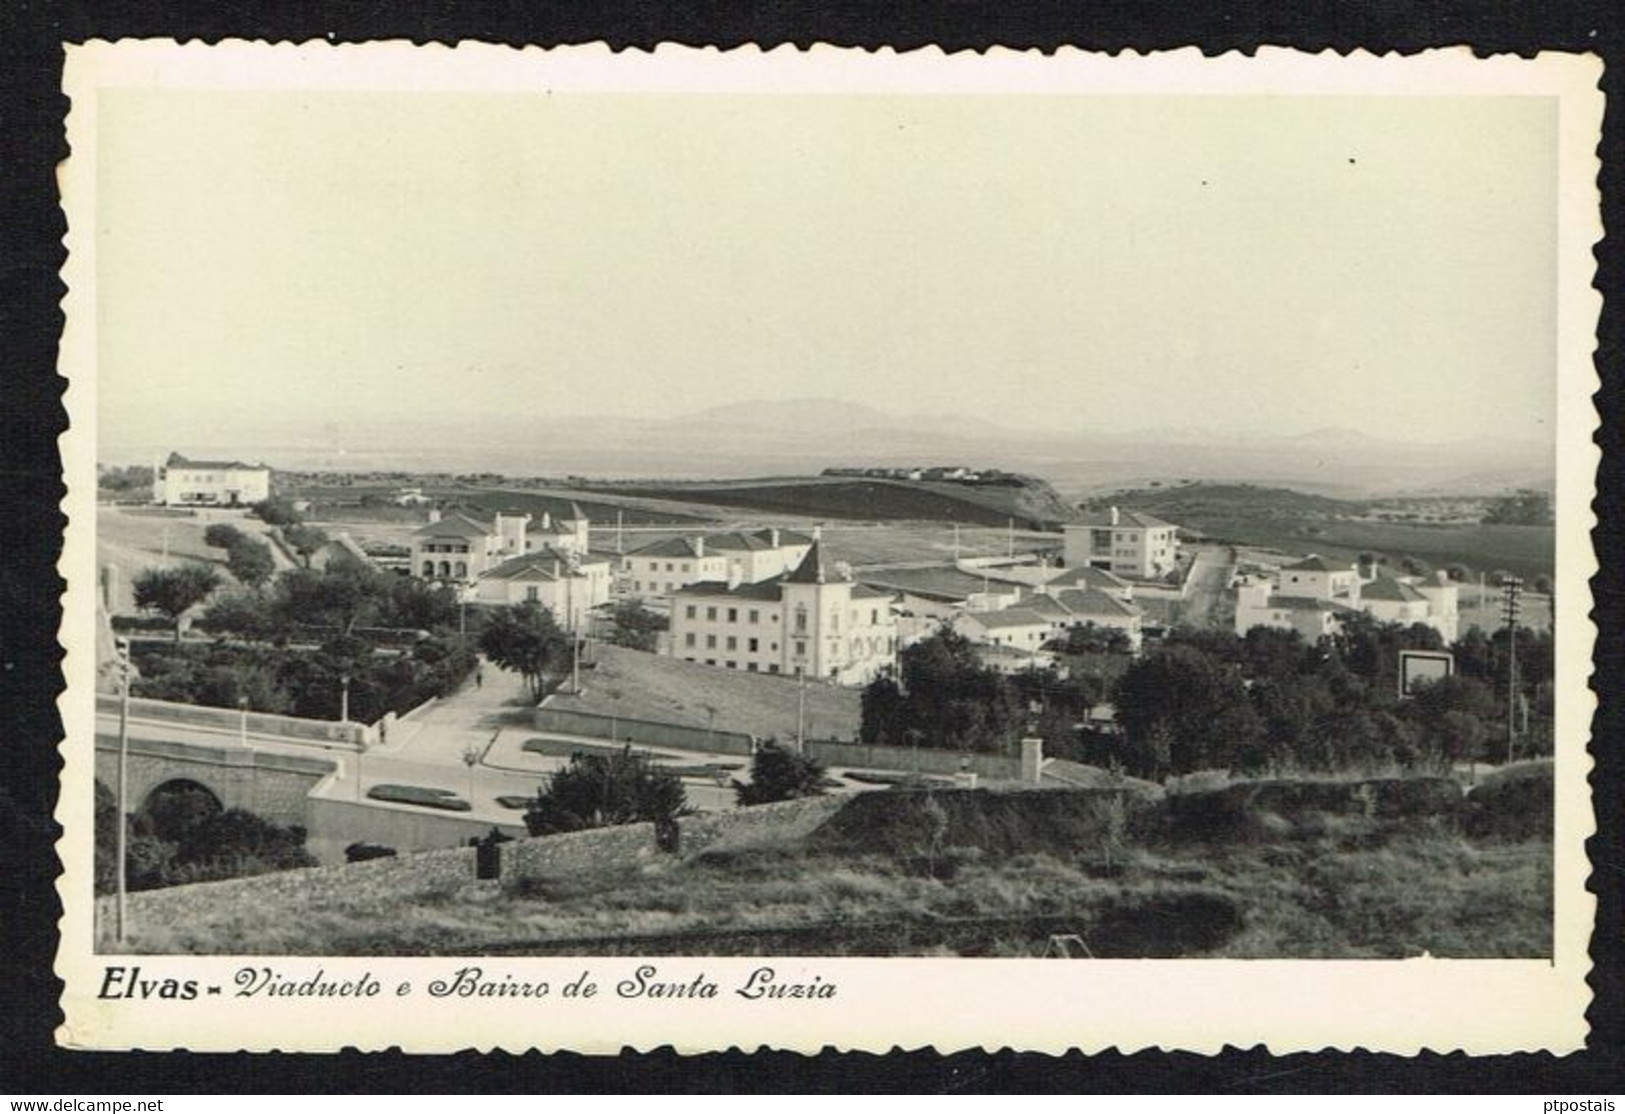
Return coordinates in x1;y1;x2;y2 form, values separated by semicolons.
524;746;687;836
734;742;828;806
345;842;398;862
368;784;472;812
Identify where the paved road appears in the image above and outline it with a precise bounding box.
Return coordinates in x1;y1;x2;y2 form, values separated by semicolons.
1182;545;1238;629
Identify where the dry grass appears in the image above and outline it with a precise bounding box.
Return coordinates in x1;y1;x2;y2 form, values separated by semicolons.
555;643;861;740
102;784;1550;959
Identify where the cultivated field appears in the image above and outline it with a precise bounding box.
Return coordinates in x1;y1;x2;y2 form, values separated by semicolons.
558;643;862;741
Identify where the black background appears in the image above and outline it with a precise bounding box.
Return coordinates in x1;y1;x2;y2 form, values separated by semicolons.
1;1;1621;1095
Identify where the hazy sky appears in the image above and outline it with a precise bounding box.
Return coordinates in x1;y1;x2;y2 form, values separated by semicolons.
96;89;1557;447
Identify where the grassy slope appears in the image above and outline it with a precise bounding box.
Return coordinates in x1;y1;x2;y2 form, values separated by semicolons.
558;643;861;741
1105;483;1553;579
104;784;1550;959
580;477;1075;529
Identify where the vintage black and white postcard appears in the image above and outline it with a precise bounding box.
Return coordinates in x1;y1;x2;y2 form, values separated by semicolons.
55;41;1602;1054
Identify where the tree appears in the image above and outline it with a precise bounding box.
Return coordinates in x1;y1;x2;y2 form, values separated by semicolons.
283;524;329;568
524;747;687;835
203;522;245;550
133;565;221;641
225;536;276;589
888;628;1024;752
478;601;573;698
605;600;668;652
735;742;828;805
251;498;303;527
1113;643;1262;779
1052;622;1133;656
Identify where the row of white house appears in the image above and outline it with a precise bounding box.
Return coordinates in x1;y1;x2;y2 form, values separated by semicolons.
1234;554;1460;642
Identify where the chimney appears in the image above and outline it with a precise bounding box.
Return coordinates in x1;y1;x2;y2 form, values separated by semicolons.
553;559;561;578
1109;506;1120;527
770;528;780;548
427;507;441;523
813;524;823;542
694;536;705;557
541;512;551;529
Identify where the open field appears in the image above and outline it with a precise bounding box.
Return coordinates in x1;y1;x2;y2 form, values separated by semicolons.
101;774;1552;958
557;643;862;741
578;476;1076;529
1185;515;1553;581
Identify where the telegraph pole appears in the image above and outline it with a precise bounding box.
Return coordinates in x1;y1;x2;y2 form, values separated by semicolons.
115;637;131;946
1503;576;1523;765
796;668;807;753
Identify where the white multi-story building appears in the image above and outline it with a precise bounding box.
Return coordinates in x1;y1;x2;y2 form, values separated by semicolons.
472;549;613;631
666;542;896;684
152;452;271;507
1235;555;1460;642
1062;507;1179;580
623;528;813;599
411;505;590;583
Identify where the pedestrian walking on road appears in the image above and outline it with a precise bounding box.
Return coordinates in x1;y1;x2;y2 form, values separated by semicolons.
476;666;483;690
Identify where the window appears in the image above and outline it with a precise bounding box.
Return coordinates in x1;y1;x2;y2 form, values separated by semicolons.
748;638;759;652
769;664;780;674
747;663;758;672
526;586;540;602
685;633;696;648
666;562;675;572
706;606;718;621
685;605;696;619
706;659;716;666
726;661;737;669
706;634;717;649
681;563;690;573
748;609;759;623
794;605;808;633
794;640;806;657
1092;529;1112;549
870;609;879;624
726;636;737;651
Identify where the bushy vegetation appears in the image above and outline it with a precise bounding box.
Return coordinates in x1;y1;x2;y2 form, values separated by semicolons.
1104;618;1555;780
95;779;315;893
861;617;1554;782
131;634;476;722
603;600;668;653
523;746;687;836
132;565;221;641
367;785;472;812
735;742;828;806
478;601;574;698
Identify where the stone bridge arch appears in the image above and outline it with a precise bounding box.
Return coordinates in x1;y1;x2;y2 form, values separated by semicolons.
94;735;337;830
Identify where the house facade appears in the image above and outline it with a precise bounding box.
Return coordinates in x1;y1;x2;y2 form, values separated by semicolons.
1061;507;1179;580
472;549;613;630
623;528;813;599
666;543;896;684
152;452;271;507
411;505;590;584
1234;556;1460;642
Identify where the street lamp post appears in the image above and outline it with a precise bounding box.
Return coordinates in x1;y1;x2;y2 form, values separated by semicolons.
237;694;249;748
115;637;131;946
339;673;351;725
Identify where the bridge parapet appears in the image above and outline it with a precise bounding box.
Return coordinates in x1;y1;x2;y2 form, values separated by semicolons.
97;693;369;748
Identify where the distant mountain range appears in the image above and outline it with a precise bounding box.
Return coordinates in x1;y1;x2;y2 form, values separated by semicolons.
104;397;1555;500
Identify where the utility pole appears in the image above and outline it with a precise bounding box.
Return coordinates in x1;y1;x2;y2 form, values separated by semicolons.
796;668;807;754
115;637;131;946
617;510;624;556
339;673;351;725
1503;576;1523;765
1007;517;1015;559
952;523;961;562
